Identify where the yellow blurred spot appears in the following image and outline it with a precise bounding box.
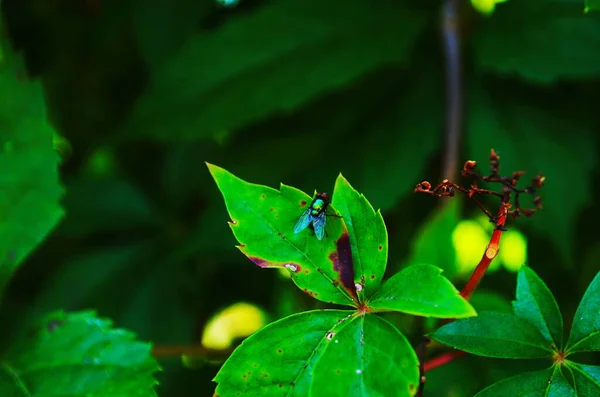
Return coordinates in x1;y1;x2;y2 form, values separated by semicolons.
498;230;527;272
278;266;292;279
452;220;495;275
201;302;267;350
471;0;508;15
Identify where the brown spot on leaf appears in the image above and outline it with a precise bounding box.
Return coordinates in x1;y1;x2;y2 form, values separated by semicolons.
290;382;296;387
279;384;283;388
329;232;357;299
378;245;383;251
270;207;275;211
370;274;376;280
248;257;271;268
336;369;341;374
277;349;283;354
409;384;415;391
300;200;307;207
261;194;266;199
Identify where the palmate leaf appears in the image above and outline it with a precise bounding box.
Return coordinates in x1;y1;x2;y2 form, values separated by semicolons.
331;174;387;301
566;271;600;353
0;23;63;299
213;310;419;397
567;362;600;395
513;266;564;348
474;366;576;397
208;164;357;306
0;311;159;396
429;312;552;359
368;264;476;318
126;0;425;141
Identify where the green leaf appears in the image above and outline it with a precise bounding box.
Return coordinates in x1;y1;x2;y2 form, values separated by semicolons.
0;34;64;299
213;310;419;397
368;264;475;318
331;174;387;301
566;271;600;352
429;312;552;358
547;366;577;397
467;82;596;265
207;163;357;306
474;2;600;83
470;290;513;314
568;362;600;395
310;314;419;397
0;311;159;396
405;200;460;279
473;367;556;397
587;0;600;12
126;0;425;140
513;266;563;348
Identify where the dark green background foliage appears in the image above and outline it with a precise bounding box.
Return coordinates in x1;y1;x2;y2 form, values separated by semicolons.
1;0;599;395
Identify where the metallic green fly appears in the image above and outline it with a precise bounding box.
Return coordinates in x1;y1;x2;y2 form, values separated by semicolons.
293;193;341;240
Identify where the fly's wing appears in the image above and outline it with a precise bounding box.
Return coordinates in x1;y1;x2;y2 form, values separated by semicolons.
294;208;313;234
312;212;327;240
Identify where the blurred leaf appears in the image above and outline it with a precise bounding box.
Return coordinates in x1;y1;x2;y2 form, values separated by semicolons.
473;367;557;397
568;362;600;395
58;177;158;237
32;242;152;314
587;0;600;12
132;0;214;69
214;310;419;397
406;200;460;278
126;0;426;140
201;302;268;350
310;314;419;397
474;2;600;83
332;174;387;300
430;312;552;358
208;163;357;306
566;271;600;353
470;290;512;313
547;367;577;396
0;31;63;298
513;266;564;348
0;310;159;396
467;82;597;265
369;264;476;318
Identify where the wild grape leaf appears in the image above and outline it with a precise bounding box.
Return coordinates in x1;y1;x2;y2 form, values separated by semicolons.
0;311;159;396
513;266;564;348
208;163;357;306
474;367;574;397
430;312;552;358
0;33;64;298
474;1;600;83
467;82;596;265
369;264;476;318
126;0;426;140
568;363;600;395
331;174;387;301
213;310;419;397
566;271;600;353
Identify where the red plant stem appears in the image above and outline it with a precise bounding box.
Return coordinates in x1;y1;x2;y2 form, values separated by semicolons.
423;350;468;372
460;203;509;300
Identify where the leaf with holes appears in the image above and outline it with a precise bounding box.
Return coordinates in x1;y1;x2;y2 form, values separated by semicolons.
567;362;600;395
429;312;552;358
474;366;575;397
0;311;159;396
331;174;387;302
213;310;419;397
208;163;357;306
513;266;564;348
0;31;64;300
368;264;476;318
566;272;600;353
